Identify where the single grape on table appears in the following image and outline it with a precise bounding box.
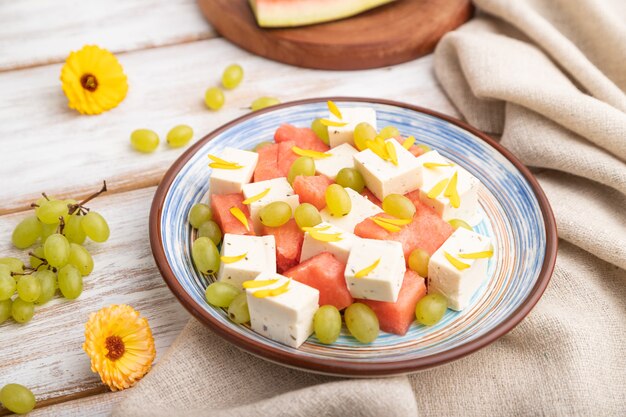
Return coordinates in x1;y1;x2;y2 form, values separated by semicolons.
205;87;225;111
0;383;36;414
221;64;244;90
130;129;160;153
167;125;194;148
250;96;280;111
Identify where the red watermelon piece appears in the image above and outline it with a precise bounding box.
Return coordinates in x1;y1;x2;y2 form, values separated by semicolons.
284;252;353;311
361;188;382;207
210;193;255;236
277;140;300;176
359;270;427;335
254;143;281;182
394;136;427;158
292;175;333;210
261;219;303;272
274;124;329;152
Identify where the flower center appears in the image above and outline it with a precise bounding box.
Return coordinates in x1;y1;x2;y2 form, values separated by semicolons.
105;335;125;361
80;73;98;92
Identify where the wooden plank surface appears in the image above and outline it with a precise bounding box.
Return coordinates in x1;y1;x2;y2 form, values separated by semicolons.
0;0;214;72
0;38;458;215
0;187;190;412
28;392;122;417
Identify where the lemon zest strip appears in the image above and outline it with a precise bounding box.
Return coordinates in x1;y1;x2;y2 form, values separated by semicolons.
402;136;415;150
355;258;381;278
242;188;271;205
327;100;343;119
444;171;460;208
458;250;494;259
385;141;398;166
423;162;454;169
320;119;348;127
252;279;290;298
292;146;332;159
229;207;250;231
427;178;449;199
371;217;401;232
243;279;280;289
444;251;470;270
220;252;248;264
373;216;412;226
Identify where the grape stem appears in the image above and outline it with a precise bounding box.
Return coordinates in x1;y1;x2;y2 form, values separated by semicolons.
57;216;66;235
68;180;108;215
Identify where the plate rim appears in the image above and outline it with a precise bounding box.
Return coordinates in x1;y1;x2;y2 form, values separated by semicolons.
149;97;558;377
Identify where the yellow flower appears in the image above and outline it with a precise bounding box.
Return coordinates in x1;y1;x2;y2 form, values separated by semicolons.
60;45;128;115
83;305;156;391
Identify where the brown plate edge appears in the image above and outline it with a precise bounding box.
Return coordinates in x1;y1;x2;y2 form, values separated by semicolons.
149;97;558;377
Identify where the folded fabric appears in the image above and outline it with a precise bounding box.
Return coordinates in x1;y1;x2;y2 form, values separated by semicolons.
113;1;626;415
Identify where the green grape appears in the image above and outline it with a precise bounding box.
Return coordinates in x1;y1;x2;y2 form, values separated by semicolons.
227;293;250;324
287;156;315;185
34;270;57;305
325;184;352;216
16;275;41;303
11;298;34;323
189;203;213;229
311;118;329;145
205;87;225;110
44;233;71;268
259;201;292;227
382;194;416;219
253;141;272;152
40;222;59;241
0;270;16;301
378;125;400;140
29;246;47;271
166;124;193;148
12;216;42;249
408;248;430;277
415;293;448;326
68;243;94;276
81;211;110;242
250;96;280;111
0;257;24;274
294;203;322;229
221;64;244;89
0;383;36;414
58;265;83;299
36;200;69;225
353;122;376;151
416;144;431;153
313;305;341;344
192;237;220;274
130;129;159;153
335;168;365;193
344;303;379;343
205;282;240;307
64;214;86;244
0;299;11;324
197;220;222;245
448;218;472;231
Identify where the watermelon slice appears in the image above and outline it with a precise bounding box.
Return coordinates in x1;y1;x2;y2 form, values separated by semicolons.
210;193;255;236
250;0;397;28
394;136;427;158
360;188;382;207
254;143;281;182
292;174;333;210
284;252;353;310
277;140;300;176
359;270;426;335
274;124;329;152
261;218;303;272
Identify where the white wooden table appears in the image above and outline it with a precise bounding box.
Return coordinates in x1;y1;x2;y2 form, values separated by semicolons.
0;1;459;415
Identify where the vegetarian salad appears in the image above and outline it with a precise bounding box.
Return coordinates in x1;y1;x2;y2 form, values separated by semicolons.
188;101;493;347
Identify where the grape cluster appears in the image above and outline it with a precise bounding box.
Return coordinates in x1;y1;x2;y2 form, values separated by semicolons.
0;182;110;325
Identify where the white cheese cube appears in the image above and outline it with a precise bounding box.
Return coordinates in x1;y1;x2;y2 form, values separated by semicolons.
320;188;382;233
353;139;422;201
217;234;276;289
209;147;258;195
344;239;406;302
328;107;377;148
314;143;358;180
241;177;300;233
246;273;319;348
415;150;481;225
300;222;357;264
428;228;492;311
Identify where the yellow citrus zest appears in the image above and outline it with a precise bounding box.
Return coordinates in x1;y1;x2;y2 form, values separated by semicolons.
355;258;381;278
220;253;248;264
320;119;349;127
302;225;331;233
402;136;415;150
292;146;332;159
444;171;460;208
371;217;402;232
458;250;494;259
385;141;399;166
242;188;271;205
373;216;412;226
427;178;449;199
243;279;280;289
423;162;454;169
444;251;470;270
327;100;342;119
252;279;290;298
208;154;243;170
229;207;250;231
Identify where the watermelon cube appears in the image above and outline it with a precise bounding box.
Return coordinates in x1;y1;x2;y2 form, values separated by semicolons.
254;143;281;182
274;124;329;152
210;193;255;236
284;252;353;311
360;188;382;208
359;270;426;335
277;140;300;176
292;175;333;210
394;136;427;158
261;219;303;272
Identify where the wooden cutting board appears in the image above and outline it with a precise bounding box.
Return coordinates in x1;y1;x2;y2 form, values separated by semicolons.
197;0;473;70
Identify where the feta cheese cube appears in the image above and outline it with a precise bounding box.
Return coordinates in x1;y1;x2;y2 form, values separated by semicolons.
428;228;492;311
217;234;276;289
328;107;377;148
415;150;481;225
246;273;319;348
344;239;406;302
314;143;358;180
300;222;357;264
353;139;422;201
320;188;382;233
241;177;300;233
209;147;258;195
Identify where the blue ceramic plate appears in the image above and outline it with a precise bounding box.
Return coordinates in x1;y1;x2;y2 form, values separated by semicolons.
150;98;557;376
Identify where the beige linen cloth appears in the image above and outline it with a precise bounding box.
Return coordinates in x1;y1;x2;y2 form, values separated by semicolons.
113;0;626;415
